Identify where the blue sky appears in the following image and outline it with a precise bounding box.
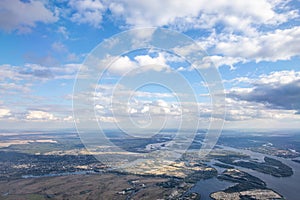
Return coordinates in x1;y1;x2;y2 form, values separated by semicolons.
0;0;300;130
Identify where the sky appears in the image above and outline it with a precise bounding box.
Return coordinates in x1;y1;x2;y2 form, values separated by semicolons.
0;0;300;131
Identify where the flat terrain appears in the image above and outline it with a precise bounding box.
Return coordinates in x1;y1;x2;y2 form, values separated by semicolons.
0;130;299;199
0;173;171;200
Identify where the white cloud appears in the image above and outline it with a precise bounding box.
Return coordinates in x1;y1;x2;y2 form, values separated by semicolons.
134;91;174;99
62;0;298;34
0;109;11;118
257;70;300;85
0;63;81;82
228;70;300;86
224;98;300;121
0;82;31;94
0;0;58;33
202;55;246;69
173;43;203;57
96;53;172;76
227;70;300;112
63;115;73;121
76;76;300;129
109;56;138;75
107;0;297;33
226;71;300;86
98;116;117;123
126;99;182;118
69;0;105;27
196;70;300;122
57;26;69;39
26;110;57;121
197;97;300;122
52;42;68;53
92;85;183;123
134;53;170;72
214;26;300;62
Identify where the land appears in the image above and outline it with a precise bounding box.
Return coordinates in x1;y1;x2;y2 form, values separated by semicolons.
213;162;235;169
216;156;293;177
0;130;298;199
218;131;300;158
0;151;106;180
0;173;176;200
218;169;266;192
211;169;283;200
211;189;284;200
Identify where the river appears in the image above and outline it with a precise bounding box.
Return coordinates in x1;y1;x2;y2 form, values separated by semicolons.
187;145;300;200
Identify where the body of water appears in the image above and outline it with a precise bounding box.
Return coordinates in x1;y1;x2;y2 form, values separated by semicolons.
188;145;300;200
219;145;300;200
187;177;235;200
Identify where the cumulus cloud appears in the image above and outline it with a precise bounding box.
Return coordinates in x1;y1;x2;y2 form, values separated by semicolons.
0;63;82;99
62;0;298;36
57;26;69;39
134;53;170;72
202;55;246;69
108;56;138;75
26;110;57;121
98;116;117;123
0;108;11;118
223;98;292;121
69;0;105;27
107;0;297;33
0;0;58;33
63;115;73;122
96;53;171;76
134;91;174;99
228;71;300;113
126;99;181;117
214;26;300;62
19;68;54;79
51;42;68;53
0;63;81;82
92;84;183;126
198;97;300;122
0;82;31;94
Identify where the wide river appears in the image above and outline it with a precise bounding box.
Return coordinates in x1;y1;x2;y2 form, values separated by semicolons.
187;145;300;200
